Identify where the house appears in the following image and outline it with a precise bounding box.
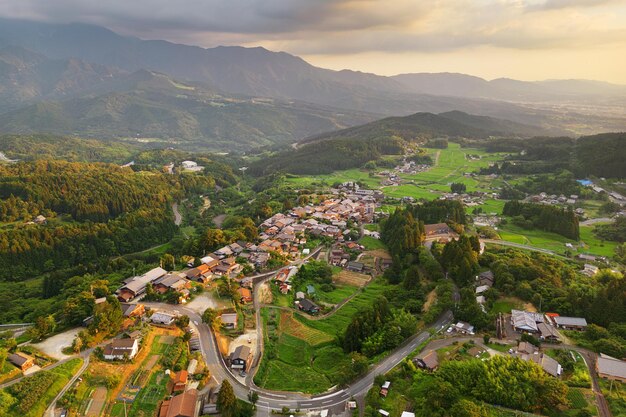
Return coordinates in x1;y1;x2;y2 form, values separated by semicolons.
347;261;365;273
8;352;35;371
597;355;626;383
154;273;190;294
117;267;167;302
103;338;139;360
187;359;198;375
552;316;587;331
221;313;238;329
181;160;198;169
514;351;562;377
414;350;439;371
453;321;475;335
159;388;199;417
475;285;490;294
517;341;538;355
424;223;453;238
576;254;597;262
537;322;560;342
297;298;320;314
467;346;484;357
581;264;599;277
152;312;176;326
120;303;145;318
400;413;415;417
238;287;253;304
477;270;494;287
229;345;253;371
185;264;213;283
379;410;390;417
380;381;391;397
171;370;188;392
511;310;542;333
33;214;47;224
295;291;305;300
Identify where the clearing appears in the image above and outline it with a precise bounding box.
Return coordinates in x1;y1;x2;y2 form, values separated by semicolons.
333;270;371;287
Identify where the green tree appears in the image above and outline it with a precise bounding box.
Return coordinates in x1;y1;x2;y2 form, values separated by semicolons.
176;315;190;329
217;380;238;417
247;391;259;408
160;253;176;271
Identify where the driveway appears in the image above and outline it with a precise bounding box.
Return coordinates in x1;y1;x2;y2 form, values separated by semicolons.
31;327;80;360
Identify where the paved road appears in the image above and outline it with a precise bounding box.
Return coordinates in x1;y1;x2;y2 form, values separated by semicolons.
45;355;91;417
481;239;560;256
580;217;613;226
146;301;453;410
544;344;613;417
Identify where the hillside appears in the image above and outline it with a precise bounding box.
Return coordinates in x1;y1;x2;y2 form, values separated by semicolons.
0;18;625;136
249;111;547;175
0;70;378;151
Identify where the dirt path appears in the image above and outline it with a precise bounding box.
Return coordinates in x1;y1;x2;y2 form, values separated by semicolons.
172;202;182;226
86;386;107;417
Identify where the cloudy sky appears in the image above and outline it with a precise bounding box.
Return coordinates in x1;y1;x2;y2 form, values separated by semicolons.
1;0;626;82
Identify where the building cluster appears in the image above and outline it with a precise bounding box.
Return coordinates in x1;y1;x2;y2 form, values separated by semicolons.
329;241;365;269
510;310;587;342
475;270;494;309
527;192;581;209
513;341;562;377
440;191;495;208
180;160;204;172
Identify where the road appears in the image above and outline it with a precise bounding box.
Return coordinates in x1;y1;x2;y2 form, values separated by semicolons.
580;217;613;226
147;301;453;410
45;355;91;417
481;239;560;256
544;344;613;417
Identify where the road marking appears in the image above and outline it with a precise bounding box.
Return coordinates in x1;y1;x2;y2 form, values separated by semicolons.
263;392;288;398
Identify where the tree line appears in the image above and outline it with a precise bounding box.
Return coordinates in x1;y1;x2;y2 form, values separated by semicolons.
503;201;579;240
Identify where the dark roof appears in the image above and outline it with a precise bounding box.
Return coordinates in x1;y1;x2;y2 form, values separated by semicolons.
231;345;251;361
299;298;319;311
416;350;439;369
120;303;142;316
8;352;33;367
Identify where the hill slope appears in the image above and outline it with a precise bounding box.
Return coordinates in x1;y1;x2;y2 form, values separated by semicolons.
250;111;548;175
0;70;378;151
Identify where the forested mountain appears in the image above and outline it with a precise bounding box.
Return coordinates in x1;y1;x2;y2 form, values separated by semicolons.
0;69;377;150
0;18;625;137
249;111;549;175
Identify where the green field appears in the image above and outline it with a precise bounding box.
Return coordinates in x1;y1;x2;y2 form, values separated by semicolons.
497;222;618;257
296;280;390;336
255;308;347;393
359;235;387;250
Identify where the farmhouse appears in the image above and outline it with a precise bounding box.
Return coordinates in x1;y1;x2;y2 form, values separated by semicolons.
552;316;587;331
511;310;543;333
423;223;455;239
103;338;139;361
159;388;199;417
297;298;320;314
537;322;560;342
117;267;167;302
120;303;145;318
238;287;253;304
414;350;439;371
452;321;475;335
221;313;238;329
152;312;176;326
229;345;253;371
347;261;365;273
596;355;626;383
171;370;188;392
8;352;35;371
477;270;494;287
154;273;190;294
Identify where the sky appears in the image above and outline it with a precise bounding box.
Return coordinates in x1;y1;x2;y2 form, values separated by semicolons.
1;0;626;83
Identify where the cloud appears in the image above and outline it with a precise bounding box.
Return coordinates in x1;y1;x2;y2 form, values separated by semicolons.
0;0;625;57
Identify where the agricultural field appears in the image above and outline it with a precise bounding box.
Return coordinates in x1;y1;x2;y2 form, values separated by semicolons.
255;308;347;393
600;379;626;417
497;222;618;257
333;270;371;288
1;358;83;417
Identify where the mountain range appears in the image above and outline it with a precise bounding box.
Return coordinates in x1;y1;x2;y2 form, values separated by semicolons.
0;17;625;150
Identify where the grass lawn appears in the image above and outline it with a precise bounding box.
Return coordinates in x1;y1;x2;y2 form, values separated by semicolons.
468;198;507;215
490;297;524;314
359;235;387;250
316;284;360;305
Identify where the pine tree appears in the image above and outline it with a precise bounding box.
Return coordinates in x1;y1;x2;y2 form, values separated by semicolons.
217;380;238;417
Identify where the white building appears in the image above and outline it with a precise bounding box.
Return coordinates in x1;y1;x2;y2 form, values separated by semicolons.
103;338;139;360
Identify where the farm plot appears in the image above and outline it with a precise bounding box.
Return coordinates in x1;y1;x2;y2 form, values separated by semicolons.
333;270;371;288
85;386;107;417
279;310;334;345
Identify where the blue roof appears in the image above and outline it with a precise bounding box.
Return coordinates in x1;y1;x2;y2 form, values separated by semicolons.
306;285;316;294
577;179;592;186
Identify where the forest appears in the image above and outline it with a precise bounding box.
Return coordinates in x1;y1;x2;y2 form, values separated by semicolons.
503;201;580;240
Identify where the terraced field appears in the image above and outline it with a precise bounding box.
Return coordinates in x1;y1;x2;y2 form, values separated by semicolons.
279;310;334;345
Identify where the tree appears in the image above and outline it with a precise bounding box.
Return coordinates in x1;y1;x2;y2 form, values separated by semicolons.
0;348;7;370
160;253;176;271
217;380;238;417
247;391;259;408
176;315;190;329
451;183;467;194
29;314;56;341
